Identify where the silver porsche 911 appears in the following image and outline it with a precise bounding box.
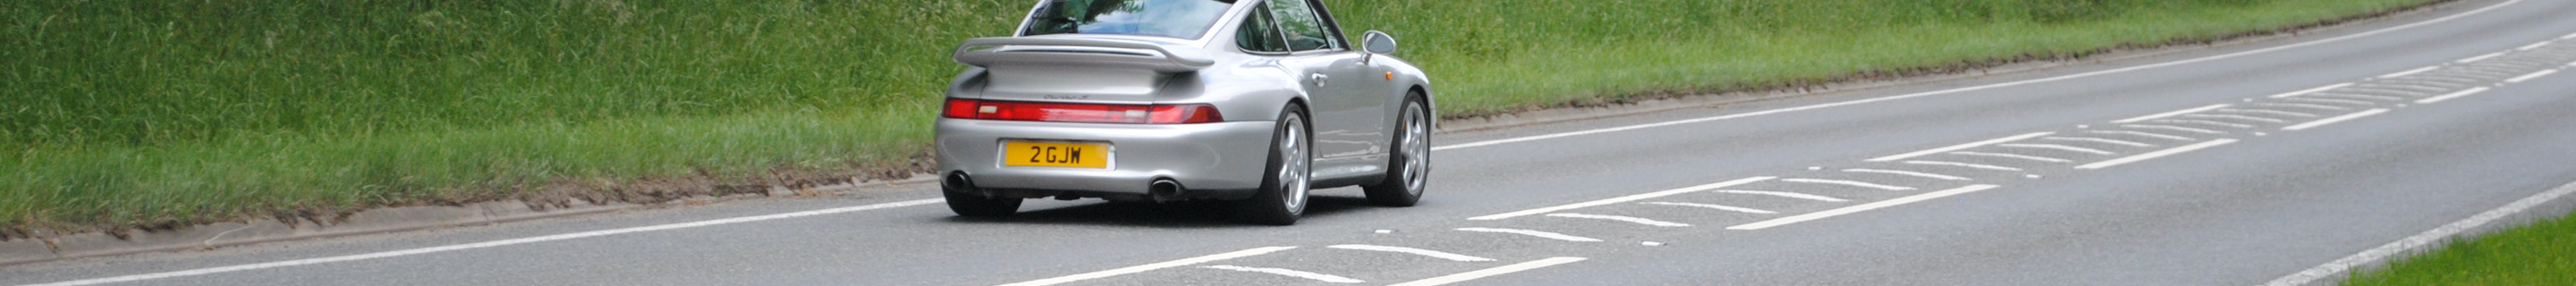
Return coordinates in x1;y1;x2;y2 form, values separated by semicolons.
935;0;1434;224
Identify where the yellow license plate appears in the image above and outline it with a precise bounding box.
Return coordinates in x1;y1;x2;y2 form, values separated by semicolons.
1003;141;1111;169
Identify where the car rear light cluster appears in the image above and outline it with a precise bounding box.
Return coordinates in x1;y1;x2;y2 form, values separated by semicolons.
944;98;1224;124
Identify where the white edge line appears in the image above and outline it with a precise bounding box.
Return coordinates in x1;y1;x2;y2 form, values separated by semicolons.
2377;66;2441;79
2073;139;2240;170
1427;0;2527;152
1468;176;1775;220
1865;132;2055;162
2504;69;2557;83
2266;83;2354;98
2114;104;2234;123
2260;180;2576;286
1326;245;1495;262
1199;265;1364;283
1453;228;1604;242
2564;31;2576;39
996;246;1299;286
1728;184;2001;231
1546;213;1691;227
2517;41;2550;51
1386;257;1589;286
2455;52;2507;63
25;198;947;286
2282;108;2392;130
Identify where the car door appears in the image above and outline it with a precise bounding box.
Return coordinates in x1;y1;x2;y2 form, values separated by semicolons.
1268;0;1385;159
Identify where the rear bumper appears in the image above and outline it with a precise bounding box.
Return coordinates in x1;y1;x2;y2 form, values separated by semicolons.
935;118;1275;199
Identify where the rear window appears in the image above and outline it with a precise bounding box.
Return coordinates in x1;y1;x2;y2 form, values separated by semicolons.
1021;0;1236;39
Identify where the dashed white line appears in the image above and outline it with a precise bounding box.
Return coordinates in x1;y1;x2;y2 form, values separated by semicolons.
2251;102;2352;111
1387;257;1589;286
2517;41;2551;51
1781;178;1917;190
2149;119;2258;129
1468;177;1775;220
2073;139;2240;170
2260;180;2576;286
1200;265;1364;283
1713;189;1851;202
1903;160;2025;172
1949;151;2074;164
2179;114;2289;124
2111;104;2232;123
2216;108;2319;118
2377;66;2441;79
1546;213;1692;227
2415;87;2491;104
2276;97;2379;106
2505;69;2556;83
998;246;1298;286
1641;201;1779;214
1998;143;2118;155
1454;228;1604;242
1864;131;2055;162
1728;184;2002;231
2455;51;2507;63
2265;83;2353;98
1843;168;1973;181
2085;130;2198;141
1327;245;1496;262
2282;108;2392;130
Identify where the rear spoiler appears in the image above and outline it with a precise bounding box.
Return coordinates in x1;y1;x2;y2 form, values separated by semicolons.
953;37;1216;72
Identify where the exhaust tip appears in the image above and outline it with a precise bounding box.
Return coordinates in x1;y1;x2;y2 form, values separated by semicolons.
1149;179;1186;202
945;172;974;190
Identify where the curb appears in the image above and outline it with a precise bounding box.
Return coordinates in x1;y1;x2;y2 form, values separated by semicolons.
0;175;939;266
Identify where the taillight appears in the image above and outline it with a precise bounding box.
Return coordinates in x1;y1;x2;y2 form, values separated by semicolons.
940;98;1222;124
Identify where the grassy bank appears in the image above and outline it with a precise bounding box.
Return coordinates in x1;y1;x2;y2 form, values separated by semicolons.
2;0;2439;234
2343;211;2576;285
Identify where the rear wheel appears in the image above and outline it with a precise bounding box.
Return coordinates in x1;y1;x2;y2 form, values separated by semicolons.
1362;94;1429;206
1233;104;1312;225
944;179;1021;216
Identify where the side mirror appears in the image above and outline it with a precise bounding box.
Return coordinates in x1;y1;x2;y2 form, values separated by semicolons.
1361;30;1398;55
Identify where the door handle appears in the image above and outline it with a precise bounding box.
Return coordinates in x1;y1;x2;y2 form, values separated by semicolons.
1310;74;1329;87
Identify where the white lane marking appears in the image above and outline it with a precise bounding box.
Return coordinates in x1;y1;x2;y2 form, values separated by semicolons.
2416;87;2492;104
22;198;946;286
2276;97;2379;105
1729;185;2001;231
2073;139;2239;170
1454;228;1604;242
2517;41;2551;51
2123;124;2228;135
2455;51;2507;63
997;246;1298;286
2505;69;2557;83
2352;84;2450;93
1714;189;1851;202
1546;213;1692;227
2043;136;2157;147
1468;177;1775;220
1327;245;1496;262
1903;160;2024;172
2216;108;2319;118
1864;132;2055;162
2251;102;2352;111
1387;257;1588;286
2265;83;2353;98
2282;108;2392;130
2301;93;2405;102
2111;104;2233;123
1200;265;1364;283
2179;114;2289;124
1427;0;2528;152
2149;119;2258;129
1998;143;2118;155
2377;66;2442;79
1949;151;2074;164
2085;130;2198;141
2564;31;2576;39
1843;168;1973;181
1781;178;1917;190
2259;180;2576;286
1641;201;1779;214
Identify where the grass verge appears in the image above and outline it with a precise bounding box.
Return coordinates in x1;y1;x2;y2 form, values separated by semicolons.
2;0;2442;236
2343;211;2576;285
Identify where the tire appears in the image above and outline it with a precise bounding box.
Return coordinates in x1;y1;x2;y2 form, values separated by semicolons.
1362;94;1429;206
943;179;1021;217
1233;104;1312;225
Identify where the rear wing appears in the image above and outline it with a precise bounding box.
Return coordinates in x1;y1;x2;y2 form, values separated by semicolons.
953;37;1216;72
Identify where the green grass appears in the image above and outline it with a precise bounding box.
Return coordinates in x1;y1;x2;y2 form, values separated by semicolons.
2343;212;2576;285
0;0;2441;234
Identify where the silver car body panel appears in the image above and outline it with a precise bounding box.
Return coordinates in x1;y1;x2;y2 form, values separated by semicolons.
938;0;1434;198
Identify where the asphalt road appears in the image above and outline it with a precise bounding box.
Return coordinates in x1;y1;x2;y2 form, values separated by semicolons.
11;0;2576;285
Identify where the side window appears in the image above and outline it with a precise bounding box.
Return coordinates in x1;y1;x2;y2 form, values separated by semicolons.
1235;3;1288;53
1267;0;1335;52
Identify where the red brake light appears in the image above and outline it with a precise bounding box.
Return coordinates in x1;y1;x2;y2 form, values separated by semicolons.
1148;105;1223;124
943;98;982;119
941;99;1222;124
